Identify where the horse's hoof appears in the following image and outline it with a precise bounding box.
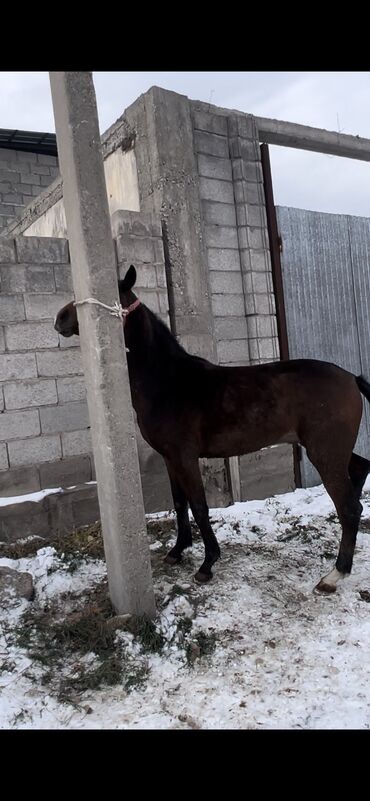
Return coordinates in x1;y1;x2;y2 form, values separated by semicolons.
194;570;212;584
164;552;181;566
314;580;337;595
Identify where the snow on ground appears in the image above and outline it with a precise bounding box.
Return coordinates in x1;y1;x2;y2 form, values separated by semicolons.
1;479;370;730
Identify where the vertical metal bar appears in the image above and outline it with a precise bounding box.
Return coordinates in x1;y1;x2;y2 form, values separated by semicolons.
260;142;302;488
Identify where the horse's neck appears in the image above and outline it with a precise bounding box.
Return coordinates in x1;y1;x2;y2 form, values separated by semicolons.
125;311;181;408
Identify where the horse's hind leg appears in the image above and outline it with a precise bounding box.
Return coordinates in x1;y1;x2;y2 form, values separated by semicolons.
164;456;221;583
306;446;362;594
164;462;193;565
348;452;370;501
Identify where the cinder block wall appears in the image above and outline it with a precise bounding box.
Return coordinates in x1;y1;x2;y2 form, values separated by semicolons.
0;214;173;512
0;148;59;232
191;105;279;367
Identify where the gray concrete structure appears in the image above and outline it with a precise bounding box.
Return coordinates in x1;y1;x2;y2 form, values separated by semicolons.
0;221;173;510
0;142;58;232
11;86;370;516
0;86;301;511
49;72;155;617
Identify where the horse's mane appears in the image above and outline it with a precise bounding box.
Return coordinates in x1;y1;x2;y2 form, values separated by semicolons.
142;303;210;367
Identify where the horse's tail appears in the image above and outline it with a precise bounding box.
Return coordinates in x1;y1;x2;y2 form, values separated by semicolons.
356;374;370;403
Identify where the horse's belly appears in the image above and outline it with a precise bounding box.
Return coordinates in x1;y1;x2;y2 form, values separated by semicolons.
200;424;298;458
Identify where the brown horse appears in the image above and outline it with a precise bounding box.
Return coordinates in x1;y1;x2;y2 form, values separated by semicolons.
55;265;370;593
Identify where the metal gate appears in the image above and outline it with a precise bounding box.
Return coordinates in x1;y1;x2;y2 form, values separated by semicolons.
276;206;370;486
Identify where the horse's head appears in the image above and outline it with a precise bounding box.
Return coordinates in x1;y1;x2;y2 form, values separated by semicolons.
54;300;79;337
54;264;138;338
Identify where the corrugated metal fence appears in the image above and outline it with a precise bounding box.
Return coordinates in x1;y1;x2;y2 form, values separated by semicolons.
277;206;370;486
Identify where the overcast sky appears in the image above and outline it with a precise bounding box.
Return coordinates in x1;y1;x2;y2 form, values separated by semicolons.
1;71;369;217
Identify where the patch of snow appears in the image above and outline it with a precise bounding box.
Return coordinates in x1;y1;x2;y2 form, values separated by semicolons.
1;480;370;729
0;487;63;507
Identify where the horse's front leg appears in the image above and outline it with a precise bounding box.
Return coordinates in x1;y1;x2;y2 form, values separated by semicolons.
165;456;220;583
164;460;193;565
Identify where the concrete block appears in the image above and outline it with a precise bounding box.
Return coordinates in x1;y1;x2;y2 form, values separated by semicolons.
218;339;249;363
0;264;56;293
59;334;80;349
0;149;18;162
153;239;165;264
194;131;229;158
0;352;37;380
0;409;40;441
56;376;86;403
0;465;40;497
199;178;234;204
5;321;59;351
214;316;249;341
0;239;16;263
205;225;238;249
111;209;160;238
18;183;34;196
210;271;243;295
17;151;38;164
54;265;73;292
24;292;72;320
0;295;25;323
138;290;160;314
32;164;52;175
4;378;57;410
202;200;236;227
15;236;69;264
115;234;155;264
197;154;232;181
227;115;256;140
61;428;92;456
254;293;274;315
239;249;252;273
36;348;83;377
233;176;257;204
251;271;269;294
248;339;260;361
1;164;19;178
207;248;241;272
40;175;56;187
40;401;89;434
258;338;279;360
192;110;228;136
39;455;92;489
245;226;269;251
37;154;58;166
230;138;260;161
158;291;170;315
19;172;41;185
0;442;8;470
211;294;245;317
249;250;272;273
155;263;167;289
0;504;50;542
2;193;23;205
8;434;61;467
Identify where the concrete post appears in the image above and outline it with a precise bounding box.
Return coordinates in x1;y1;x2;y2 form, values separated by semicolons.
49;72;155;618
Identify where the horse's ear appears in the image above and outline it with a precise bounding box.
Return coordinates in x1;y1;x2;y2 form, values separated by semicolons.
119;264;137;292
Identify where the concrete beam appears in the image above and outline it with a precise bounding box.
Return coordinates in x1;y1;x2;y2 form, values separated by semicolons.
255;116;370;161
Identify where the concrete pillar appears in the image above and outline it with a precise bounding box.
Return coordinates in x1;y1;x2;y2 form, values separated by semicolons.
49;72;155;618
